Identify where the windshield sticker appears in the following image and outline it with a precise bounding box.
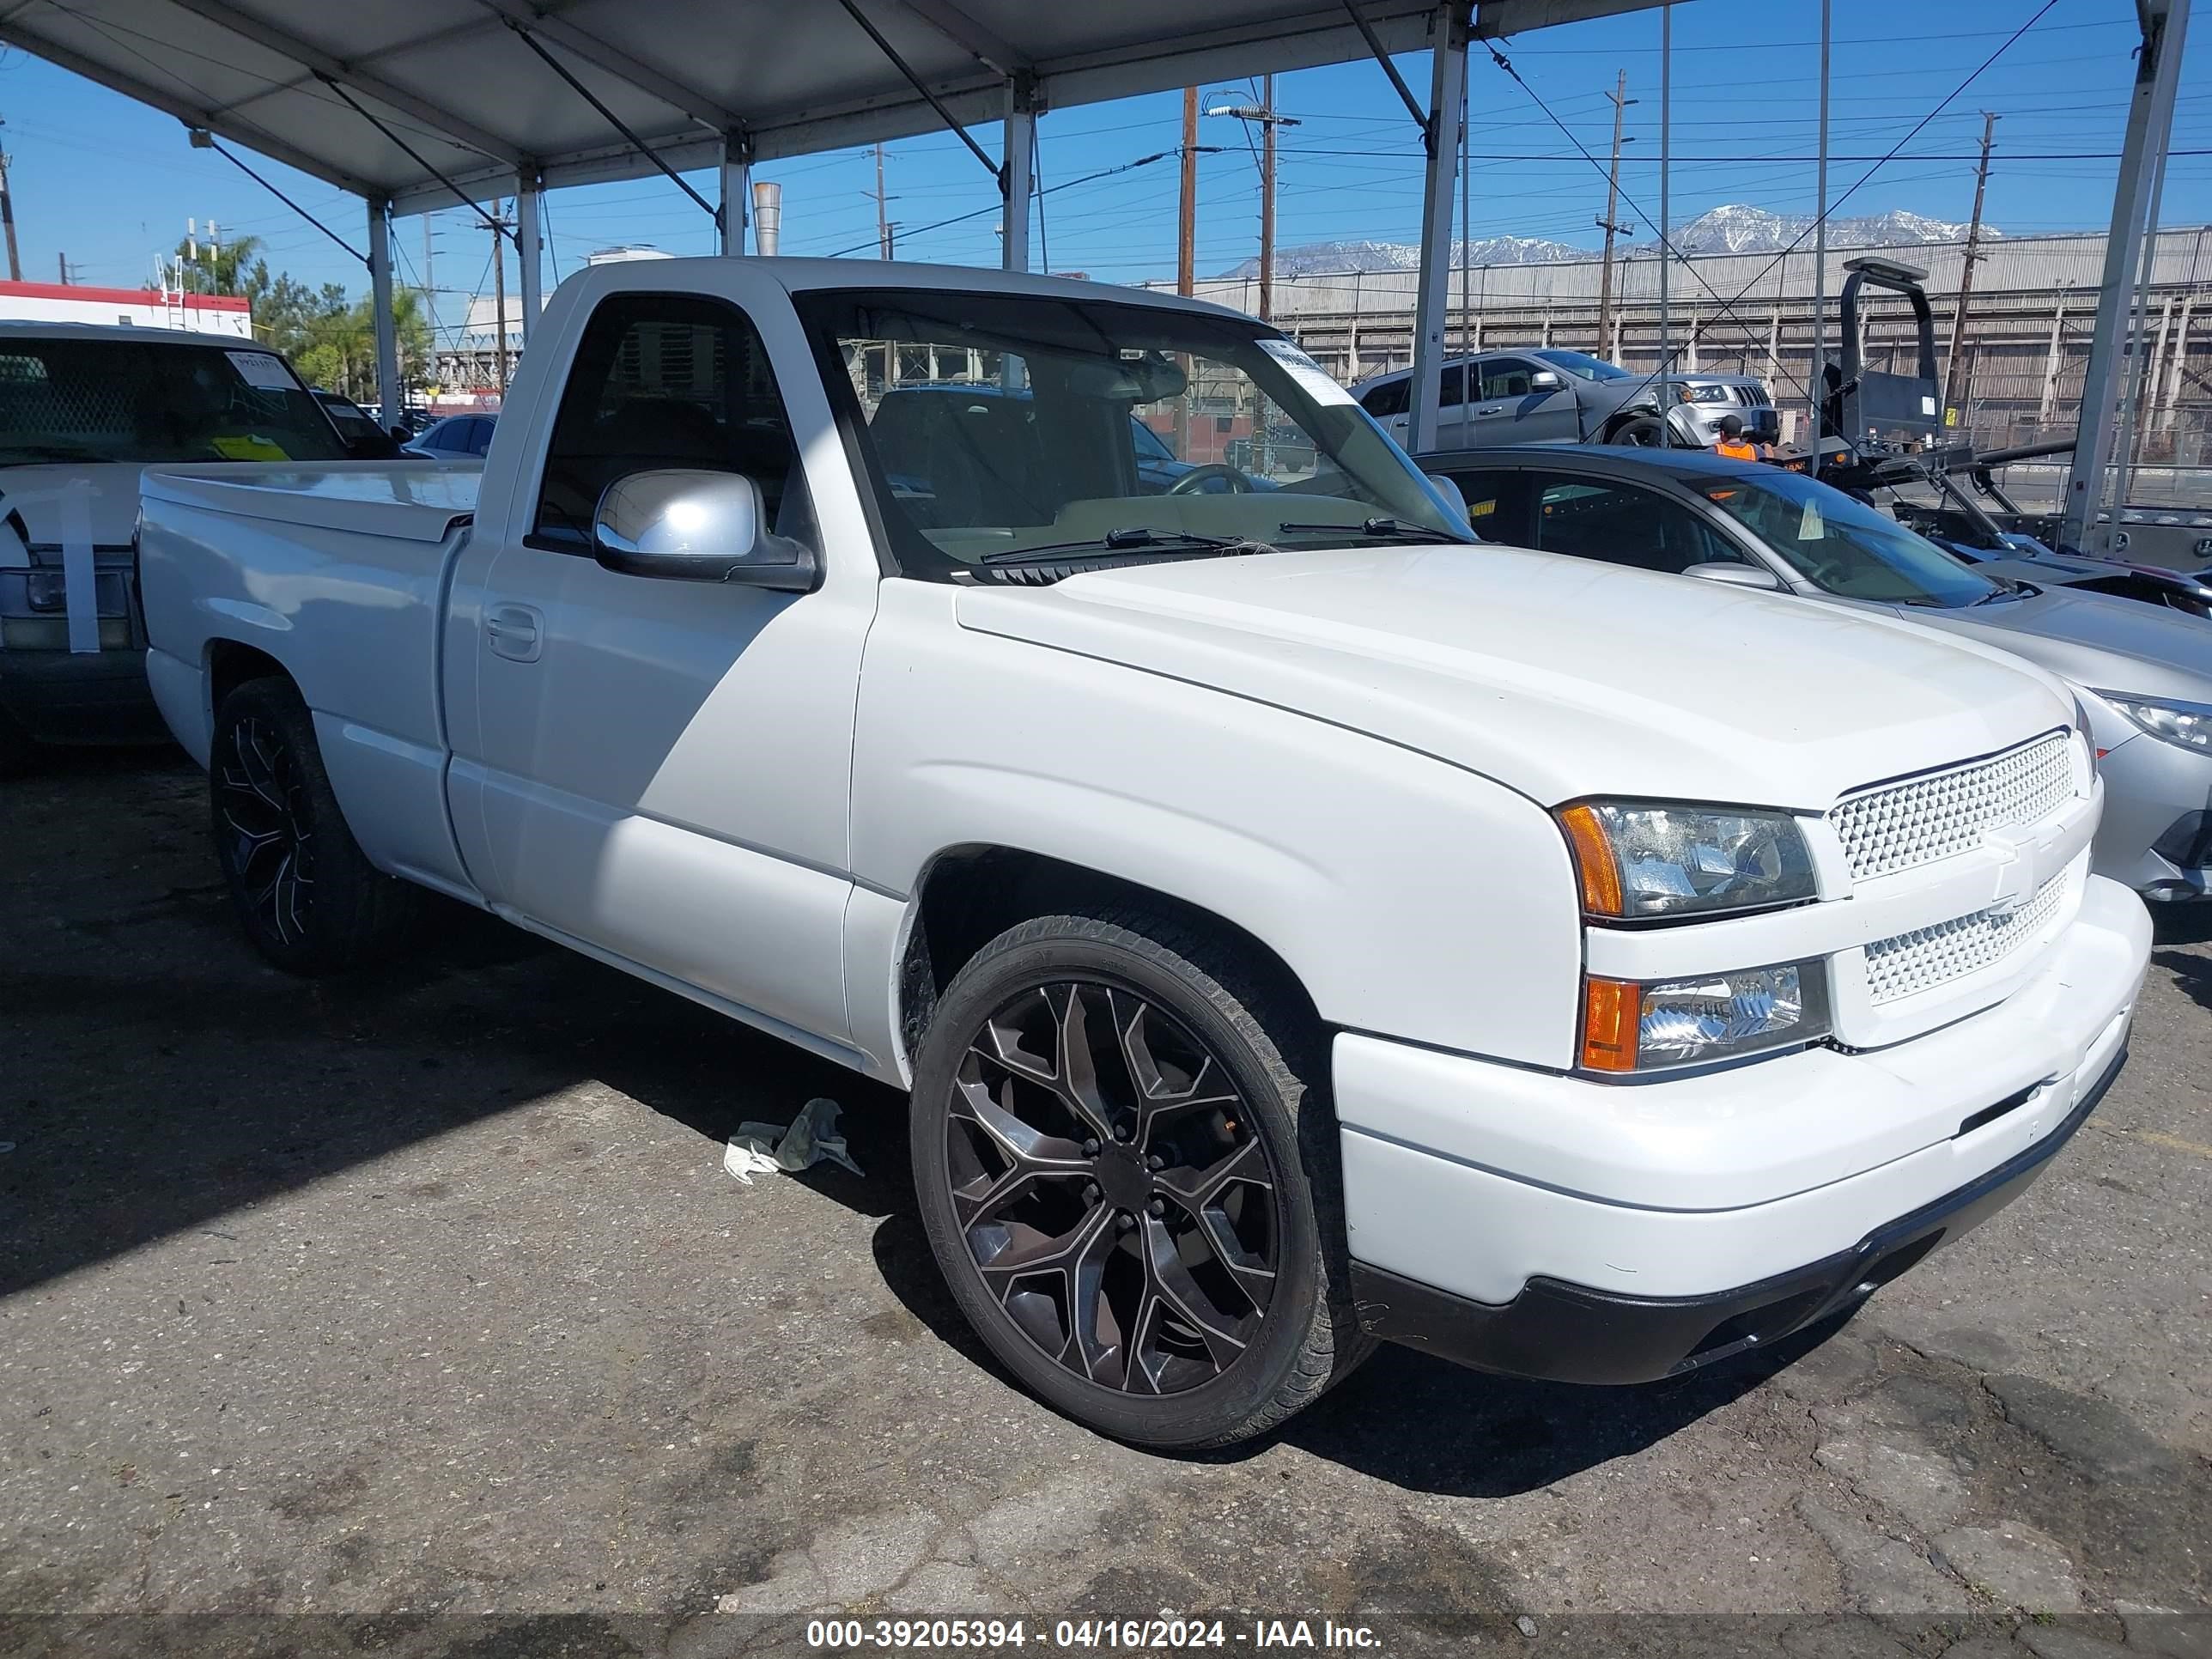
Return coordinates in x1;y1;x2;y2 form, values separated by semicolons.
210;434;292;461
1799;499;1826;542
226;350;297;392
1259;338;1356;407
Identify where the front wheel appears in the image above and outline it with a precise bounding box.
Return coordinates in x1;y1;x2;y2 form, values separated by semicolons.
210;676;423;975
910;910;1370;1449
1609;413;1668;447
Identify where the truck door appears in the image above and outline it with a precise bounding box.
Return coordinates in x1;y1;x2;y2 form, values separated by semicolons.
457;282;872;1051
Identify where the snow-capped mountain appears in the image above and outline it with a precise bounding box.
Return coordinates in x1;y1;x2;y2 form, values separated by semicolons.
1214;205;1998;277
1645;205;1994;257
1218;234;1588;277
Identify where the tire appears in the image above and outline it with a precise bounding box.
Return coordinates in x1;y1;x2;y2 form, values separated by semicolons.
1609;413;1668;447
210;676;423;975
910;908;1371;1449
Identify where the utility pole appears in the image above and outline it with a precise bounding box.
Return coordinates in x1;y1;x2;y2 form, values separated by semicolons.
1176;87;1198;458
490;200;510;397
1204;82;1299;323
1177;88;1197;299
872;142;896;259
1260;74;1279;325
1595;71;1636;358
0;121;21;283
1942;111;1999;424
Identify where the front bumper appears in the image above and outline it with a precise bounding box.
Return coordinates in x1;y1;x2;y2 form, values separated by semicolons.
1675;404;1782;445
2093;732;2212;900
1335;874;2150;1384
1349;1039;2127;1384
0;641;163;744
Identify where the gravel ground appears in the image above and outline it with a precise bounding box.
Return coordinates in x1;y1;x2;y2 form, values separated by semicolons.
2;748;2207;1659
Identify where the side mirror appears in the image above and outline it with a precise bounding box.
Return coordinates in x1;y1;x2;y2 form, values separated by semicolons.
1425;472;1470;526
1529;370;1563;391
1684;561;1784;591
592;469;819;590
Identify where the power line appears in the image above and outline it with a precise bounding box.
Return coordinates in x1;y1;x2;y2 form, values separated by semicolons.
1481;0;2063;410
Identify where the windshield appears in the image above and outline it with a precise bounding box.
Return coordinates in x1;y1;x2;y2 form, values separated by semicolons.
794;289;1468;580
1701;471;2002;608
0;338;348;465
1534;349;1632;382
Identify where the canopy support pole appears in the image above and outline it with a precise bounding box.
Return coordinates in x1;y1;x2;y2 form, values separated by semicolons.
1002;74;1036;272
514;170;543;342
1407;2;1468;455
720;132;753;255
2062;0;2189;552
368;196;401;421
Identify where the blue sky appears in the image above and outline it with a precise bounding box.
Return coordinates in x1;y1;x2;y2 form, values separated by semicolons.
0;0;2203;356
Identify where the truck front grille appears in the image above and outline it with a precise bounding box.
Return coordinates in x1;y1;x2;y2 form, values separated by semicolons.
1831;732;2073;882
1863;875;2066;1004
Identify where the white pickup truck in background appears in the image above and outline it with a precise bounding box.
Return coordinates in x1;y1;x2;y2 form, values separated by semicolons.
0;323;355;769
138;258;2150;1449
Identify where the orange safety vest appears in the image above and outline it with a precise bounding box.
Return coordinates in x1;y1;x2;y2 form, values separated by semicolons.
1714;438;1764;462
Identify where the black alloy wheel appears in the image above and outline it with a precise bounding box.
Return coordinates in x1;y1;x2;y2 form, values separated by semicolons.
946;979;1277;1396
912;911;1370;1449
1612;413;1668;447
209;677;422;975
216;712;315;949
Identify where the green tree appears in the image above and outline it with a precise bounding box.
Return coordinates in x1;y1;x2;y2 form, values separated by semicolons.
239;264;431;404
170;232;264;297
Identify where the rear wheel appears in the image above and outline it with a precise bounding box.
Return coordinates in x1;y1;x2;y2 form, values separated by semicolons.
910;910;1370;1449
210;677;422;975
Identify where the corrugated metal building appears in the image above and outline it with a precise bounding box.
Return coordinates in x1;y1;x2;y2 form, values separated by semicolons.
1161;227;2212;459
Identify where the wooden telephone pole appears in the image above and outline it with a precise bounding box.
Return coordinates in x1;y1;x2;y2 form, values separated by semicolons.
0;118;21;283
1177;89;1198;298
1595;71;1636;358
1942;112;1999;422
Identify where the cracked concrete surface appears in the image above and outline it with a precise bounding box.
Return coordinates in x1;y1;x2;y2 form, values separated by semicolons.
2;753;2209;1657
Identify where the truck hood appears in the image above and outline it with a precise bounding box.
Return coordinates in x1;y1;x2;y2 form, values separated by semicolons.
955;544;2071;810
1907;582;2212;706
0;464;145;559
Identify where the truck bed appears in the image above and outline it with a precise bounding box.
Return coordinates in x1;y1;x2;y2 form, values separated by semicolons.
138;459;481;543
138;459;486;899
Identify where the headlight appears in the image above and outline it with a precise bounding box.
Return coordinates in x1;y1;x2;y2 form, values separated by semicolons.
1676;382;1732;404
1557;800;1819;921
1581;961;1829;1074
2094;692;2212;755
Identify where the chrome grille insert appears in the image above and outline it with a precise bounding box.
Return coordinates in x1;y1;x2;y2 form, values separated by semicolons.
1832;732;2073;881
1863;875;2066;1005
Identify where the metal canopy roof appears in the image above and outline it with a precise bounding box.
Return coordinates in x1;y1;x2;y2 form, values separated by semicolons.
0;0;1665;216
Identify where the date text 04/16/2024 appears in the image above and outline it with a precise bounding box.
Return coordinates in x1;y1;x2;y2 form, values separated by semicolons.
803;1620;1382;1650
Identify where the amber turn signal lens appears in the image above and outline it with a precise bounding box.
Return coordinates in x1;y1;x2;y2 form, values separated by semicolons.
1580;977;1642;1073
1556;803;1624;917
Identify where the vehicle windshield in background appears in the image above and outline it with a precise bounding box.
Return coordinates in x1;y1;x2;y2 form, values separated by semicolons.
1533;349;1633;382
794;289;1469;579
0;337;348;466
1701;471;2003;609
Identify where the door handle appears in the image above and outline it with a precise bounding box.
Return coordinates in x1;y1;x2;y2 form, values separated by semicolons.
486;603;543;663
1476;404;1504;416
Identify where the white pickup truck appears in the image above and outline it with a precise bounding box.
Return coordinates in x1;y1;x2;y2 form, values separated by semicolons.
139;258;2150;1449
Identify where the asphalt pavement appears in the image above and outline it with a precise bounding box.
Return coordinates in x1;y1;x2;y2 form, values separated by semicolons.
2;748;2207;1659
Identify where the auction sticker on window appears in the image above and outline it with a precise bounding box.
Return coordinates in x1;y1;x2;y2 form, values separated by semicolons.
226;349;298;391
1258;338;1355;407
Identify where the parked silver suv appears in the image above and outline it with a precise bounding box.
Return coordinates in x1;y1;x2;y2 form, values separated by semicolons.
1354;349;1780;450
